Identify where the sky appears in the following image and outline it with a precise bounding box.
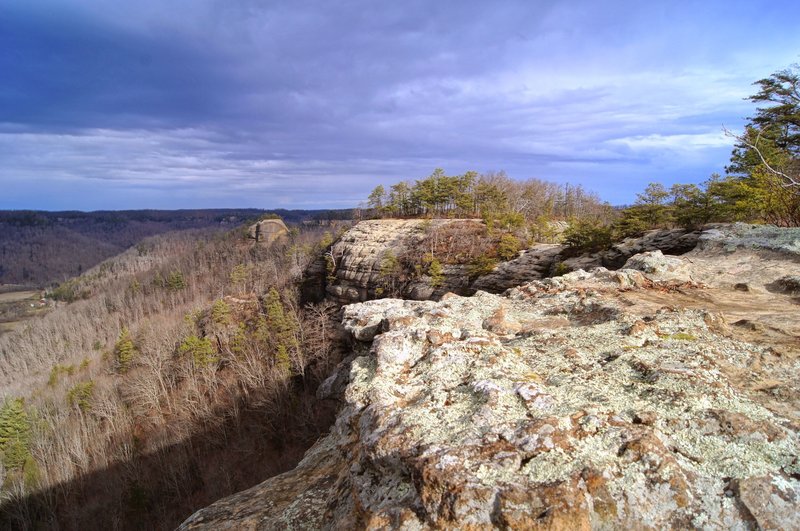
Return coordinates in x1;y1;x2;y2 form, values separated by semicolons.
1;0;799;211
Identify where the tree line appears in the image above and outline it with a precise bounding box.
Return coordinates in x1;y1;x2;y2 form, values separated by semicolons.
364;170;610;225
365;62;800;259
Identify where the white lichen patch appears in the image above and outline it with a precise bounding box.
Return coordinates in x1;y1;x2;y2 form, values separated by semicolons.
671;429;798;478
322;254;800;529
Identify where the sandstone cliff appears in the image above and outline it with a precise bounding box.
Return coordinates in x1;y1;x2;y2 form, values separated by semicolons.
325;219;484;304
182;224;800;530
326;219;701;302
248;218;289;245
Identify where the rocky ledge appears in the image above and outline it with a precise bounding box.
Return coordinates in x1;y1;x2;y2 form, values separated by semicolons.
325;218;702;304
182;226;800;530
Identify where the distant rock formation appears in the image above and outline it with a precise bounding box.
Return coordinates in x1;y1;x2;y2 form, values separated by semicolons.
181;225;800;529
247;218;289;245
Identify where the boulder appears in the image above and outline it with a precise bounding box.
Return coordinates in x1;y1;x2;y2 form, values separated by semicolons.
247;218;289;245
622;250;694;282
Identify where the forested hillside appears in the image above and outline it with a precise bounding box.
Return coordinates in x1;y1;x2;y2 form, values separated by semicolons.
0;208;351;286
0;221;347;530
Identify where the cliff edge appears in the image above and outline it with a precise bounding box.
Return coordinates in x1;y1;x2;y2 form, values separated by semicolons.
181;224;800;530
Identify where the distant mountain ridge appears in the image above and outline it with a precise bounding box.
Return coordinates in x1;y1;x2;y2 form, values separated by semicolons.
0;208;352;285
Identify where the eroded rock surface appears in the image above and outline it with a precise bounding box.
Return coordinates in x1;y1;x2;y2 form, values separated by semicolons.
181;228;800;530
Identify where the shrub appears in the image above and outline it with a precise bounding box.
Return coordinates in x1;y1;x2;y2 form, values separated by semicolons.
611;207;651;239
325;254;336;283
563;219;613;254
467;255;497;279
551;262;571;277
48;364;75;386
427;256;444;288
497;233;522;261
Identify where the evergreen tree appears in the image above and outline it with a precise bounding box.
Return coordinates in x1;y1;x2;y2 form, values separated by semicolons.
427;255;444;288
263;288;300;370
179;335;218;366
0;398;32;470
211;299;231;325
367;185;387;216
114;327;137;372
635;182;672;227
726;64;800;224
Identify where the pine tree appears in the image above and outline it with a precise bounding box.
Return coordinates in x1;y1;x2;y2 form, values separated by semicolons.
263;288;300;371
211;299;231;325
178;335;218;366
114;327;137;372
0;398;32;470
427;256;444;288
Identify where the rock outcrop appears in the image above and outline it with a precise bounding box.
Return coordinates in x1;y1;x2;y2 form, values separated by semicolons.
470;244;563;293
325;221;703;302
326;219;484;304
560;227;702;272
247;218;289;245
181;225;800;530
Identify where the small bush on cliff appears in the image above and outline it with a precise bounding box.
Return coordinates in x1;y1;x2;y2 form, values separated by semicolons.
467;255;497;279
497;233;522;261
563;219;613;254
427;256;444;288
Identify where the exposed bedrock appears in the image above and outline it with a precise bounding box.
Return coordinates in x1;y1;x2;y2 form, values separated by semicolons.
182;229;800;529
325;219;704;303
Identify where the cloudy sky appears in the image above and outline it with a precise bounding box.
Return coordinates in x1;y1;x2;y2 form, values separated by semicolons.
1;0;799;210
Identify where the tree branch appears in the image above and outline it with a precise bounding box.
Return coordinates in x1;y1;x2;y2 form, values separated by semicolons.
723;125;800;191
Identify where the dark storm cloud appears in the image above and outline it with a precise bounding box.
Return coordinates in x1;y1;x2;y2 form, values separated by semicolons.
1;0;799;209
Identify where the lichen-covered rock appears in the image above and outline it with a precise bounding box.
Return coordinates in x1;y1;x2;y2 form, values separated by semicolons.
622;250;694;282
181;248;800;530
697;223;800;256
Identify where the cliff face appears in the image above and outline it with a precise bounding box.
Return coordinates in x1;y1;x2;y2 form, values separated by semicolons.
325;219;483;304
326;219;702;303
182;225;800;530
